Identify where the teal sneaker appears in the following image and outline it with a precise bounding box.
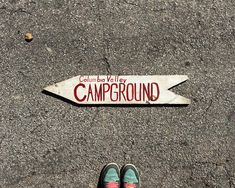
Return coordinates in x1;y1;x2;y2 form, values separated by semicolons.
99;163;120;188
121;164;140;188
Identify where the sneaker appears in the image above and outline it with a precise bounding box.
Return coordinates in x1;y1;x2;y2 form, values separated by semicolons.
121;164;140;188
99;163;120;188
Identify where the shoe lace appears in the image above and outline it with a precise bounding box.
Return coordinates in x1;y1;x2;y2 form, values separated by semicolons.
105;182;119;188
124;183;137;188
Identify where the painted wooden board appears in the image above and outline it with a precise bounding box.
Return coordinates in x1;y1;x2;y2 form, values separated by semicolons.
44;75;190;105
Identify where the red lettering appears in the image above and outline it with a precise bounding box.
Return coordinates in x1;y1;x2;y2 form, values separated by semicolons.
107;75;112;82
143;83;151;101
79;76;85;82
87;84;94;101
119;83;126;101
110;84;118;102
103;83;110;101
126;83;134;101
74;83;86;102
150;82;160;101
134;83;142;101
74;81;159;103
94;84;103;101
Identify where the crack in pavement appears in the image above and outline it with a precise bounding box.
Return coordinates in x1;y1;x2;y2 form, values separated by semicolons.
0;6;32;15
13;8;32;15
201;90;218;120
103;56;111;74
95;0;113;75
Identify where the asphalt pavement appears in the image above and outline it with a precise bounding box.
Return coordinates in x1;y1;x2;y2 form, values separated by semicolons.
0;0;234;187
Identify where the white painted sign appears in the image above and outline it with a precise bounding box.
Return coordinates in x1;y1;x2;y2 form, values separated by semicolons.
44;75;190;105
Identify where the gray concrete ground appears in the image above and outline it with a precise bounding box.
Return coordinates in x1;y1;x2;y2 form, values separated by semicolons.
0;0;235;187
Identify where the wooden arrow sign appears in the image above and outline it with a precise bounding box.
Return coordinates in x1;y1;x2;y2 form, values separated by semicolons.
44;75;190;105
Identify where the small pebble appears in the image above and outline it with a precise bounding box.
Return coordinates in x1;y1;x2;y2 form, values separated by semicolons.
25;32;33;42
46;47;53;53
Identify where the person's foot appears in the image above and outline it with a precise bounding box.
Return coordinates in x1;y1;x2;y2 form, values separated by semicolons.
121;164;140;188
100;163;120;188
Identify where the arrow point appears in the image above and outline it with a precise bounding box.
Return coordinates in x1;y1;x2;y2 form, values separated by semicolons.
43;84;58;94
